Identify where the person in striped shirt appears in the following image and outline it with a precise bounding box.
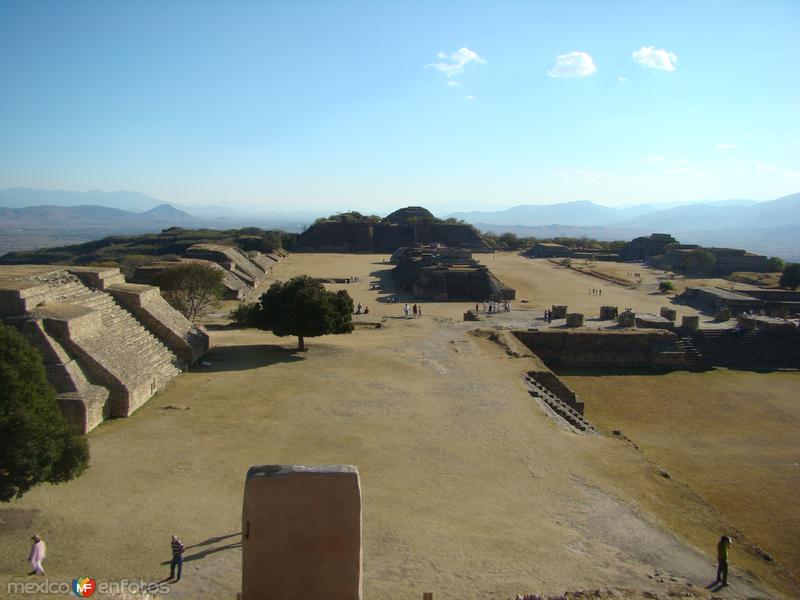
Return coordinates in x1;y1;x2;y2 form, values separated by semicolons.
169;535;185;581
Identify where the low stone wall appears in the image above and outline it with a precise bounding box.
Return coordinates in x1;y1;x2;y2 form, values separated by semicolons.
513;329;689;370
108;283;209;365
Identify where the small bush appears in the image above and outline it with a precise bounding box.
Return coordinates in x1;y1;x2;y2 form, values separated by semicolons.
658;280;675;293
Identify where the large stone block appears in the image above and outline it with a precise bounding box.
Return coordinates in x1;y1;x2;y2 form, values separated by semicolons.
660;307;677;321
682;315;700;330
565;313;584;327
600;305;618;320
551;305;567;319
242;465;362;600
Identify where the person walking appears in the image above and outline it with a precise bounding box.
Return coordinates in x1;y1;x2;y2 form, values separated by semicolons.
412;304;418;317
418;305;423;317
403;303;409;317
169;534;186;581
715;535;731;586
28;534;46;575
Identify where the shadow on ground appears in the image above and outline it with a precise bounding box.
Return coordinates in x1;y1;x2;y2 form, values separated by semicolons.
192;344;304;372
160;532;242;565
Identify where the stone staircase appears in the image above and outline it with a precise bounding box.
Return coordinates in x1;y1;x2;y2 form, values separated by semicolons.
524;375;596;433
34;271;181;416
675;335;709;370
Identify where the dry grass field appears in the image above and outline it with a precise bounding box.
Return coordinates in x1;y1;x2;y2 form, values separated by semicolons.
0;252;797;599
562;368;800;592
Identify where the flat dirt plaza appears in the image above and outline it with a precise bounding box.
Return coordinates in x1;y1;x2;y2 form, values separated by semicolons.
0;253;798;599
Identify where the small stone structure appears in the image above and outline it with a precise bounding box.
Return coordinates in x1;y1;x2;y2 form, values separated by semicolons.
738;314;797;332
550;305;567;319
660;307;677;322
618;311;636;328
391;244;515;301
681;315;700;330
524;242;571;258
716;307;731;322
242;465;362;600
635;313;673;330
600;306;618;320
565;313;584;327
0;265;208;432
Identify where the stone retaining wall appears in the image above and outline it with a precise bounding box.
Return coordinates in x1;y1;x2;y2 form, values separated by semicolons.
513;329;690;370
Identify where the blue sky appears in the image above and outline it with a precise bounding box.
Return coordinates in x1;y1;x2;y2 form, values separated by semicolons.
1;0;798;214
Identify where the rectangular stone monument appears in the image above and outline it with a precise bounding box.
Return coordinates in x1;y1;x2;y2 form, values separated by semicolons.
681;315;700;331
660;307;677;322
551;305;568;319
716;307;731;321
566;313;584;327
242;465;362;600
618;311;636;328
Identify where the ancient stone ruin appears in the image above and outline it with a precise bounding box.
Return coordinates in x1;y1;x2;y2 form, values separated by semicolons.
681;286;800;317
242;465;362;600
131;243;284;300
293;206;490;253
0;265;209;433
391;244;515;301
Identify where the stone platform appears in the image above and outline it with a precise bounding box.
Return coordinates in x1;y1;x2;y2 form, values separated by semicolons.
0;265;209;432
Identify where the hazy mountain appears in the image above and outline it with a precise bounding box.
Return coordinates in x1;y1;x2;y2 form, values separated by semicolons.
0;204;197;230
0;188;168;212
618;193;800;230
448;200;622;227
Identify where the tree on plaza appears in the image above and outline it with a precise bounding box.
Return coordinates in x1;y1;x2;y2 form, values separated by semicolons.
251;276;354;351
0;324;90;501
154;262;225;323
779;263;800;290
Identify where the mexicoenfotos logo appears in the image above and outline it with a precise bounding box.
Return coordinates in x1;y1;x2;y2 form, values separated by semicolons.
72;577;96;597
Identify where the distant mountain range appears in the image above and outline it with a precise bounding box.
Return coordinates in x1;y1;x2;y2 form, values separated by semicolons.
0;188;167;212
0;203;197;230
1;188;798;261
0;188;321;229
448;193;800;261
446;196;790;229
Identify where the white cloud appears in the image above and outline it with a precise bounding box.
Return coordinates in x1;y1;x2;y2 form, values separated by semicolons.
427;47;486;81
618;76;627;83
665;168;690;175
671;158;688;164
716;143;736;150
547;51;597;78
755;161;800;179
641;155;664;163
465;95;476;101
632;46;678;71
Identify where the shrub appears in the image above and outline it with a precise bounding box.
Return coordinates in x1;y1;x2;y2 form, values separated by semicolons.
0;324;89;501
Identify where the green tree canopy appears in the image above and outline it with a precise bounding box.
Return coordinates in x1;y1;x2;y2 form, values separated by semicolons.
0;324;89;501
154;262;225;322
252;276;353;351
779;263;800;290
679;249;716;276
767;256;785;272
